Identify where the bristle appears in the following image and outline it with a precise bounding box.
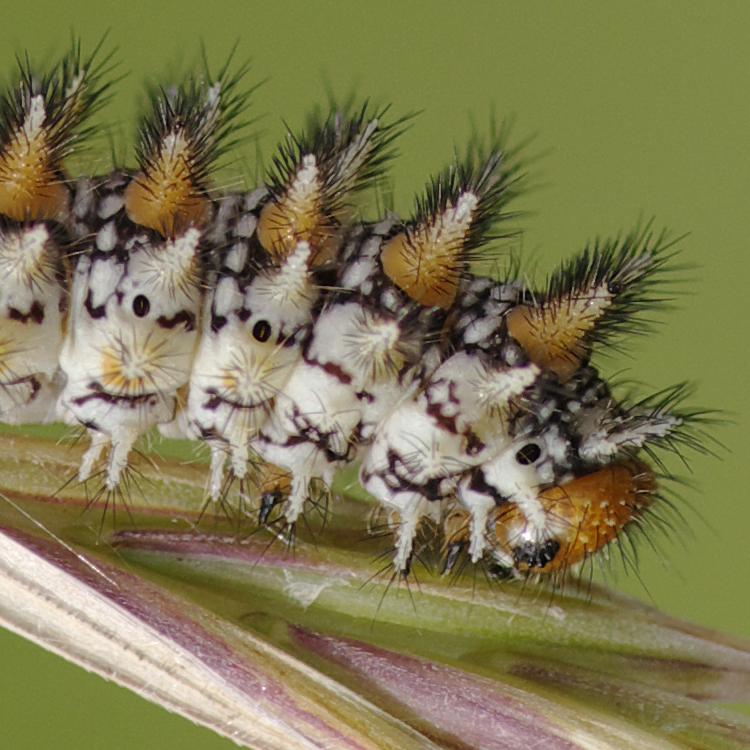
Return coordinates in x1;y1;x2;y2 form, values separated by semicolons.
506;225;675;380
124;54;251;237
605;383;719;464
257;102;404;262
0;38;113;221
381;142;521;309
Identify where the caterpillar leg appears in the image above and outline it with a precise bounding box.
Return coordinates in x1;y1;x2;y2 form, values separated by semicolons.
208;443;227;502
467;493;495;563
79;426;139;492
79;431;109;483
285;472;313;526
107;427;139;491
392;496;428;574
256;464;292;525
228;429;250;485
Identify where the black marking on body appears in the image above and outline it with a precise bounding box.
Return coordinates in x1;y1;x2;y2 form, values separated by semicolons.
72;381;160;408
302;349;352;385
157;310;196;331
425;379;460;434
466;466;507;505
7;302;44;324
0;374;41;399
203;389;268;413
366;448;449;502
260;406;356;464
465;430;486;456
211;313;228;332
424;379;485;457
84;290;107;319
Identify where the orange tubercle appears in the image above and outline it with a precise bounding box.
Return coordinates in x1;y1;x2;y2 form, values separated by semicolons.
0;128;69;221
381;231;460;310
256;199;334;265
256;154;339;265
505;283;612;381
381;192;478;310
124;171;209;237
124;130;210;237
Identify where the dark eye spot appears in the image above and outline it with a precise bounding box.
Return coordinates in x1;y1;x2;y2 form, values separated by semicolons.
515;442;542;465
133;295;150;317
252;319;272;342
607;281;622;295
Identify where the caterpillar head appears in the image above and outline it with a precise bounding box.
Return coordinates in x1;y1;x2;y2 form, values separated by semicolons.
492;461;656;574
450;361;687;571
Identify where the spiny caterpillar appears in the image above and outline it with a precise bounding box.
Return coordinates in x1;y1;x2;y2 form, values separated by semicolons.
0;41;707;583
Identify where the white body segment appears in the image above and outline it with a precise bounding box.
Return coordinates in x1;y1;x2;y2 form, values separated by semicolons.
0;224;66;424
256;299;404;522
360;350;539;570
186;235;318;499
58;225;203;490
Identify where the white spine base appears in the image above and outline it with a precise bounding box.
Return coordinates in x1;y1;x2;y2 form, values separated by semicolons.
78;432;109;483
208;444;227;502
392;497;428;574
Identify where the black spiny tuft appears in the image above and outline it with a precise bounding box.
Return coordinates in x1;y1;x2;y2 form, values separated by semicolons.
266;100;408;215
134;48;252;193
0;36;115;166
411;120;525;256
543;222;681;348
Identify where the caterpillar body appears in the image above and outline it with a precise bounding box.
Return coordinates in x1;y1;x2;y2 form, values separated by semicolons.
0;42;702;582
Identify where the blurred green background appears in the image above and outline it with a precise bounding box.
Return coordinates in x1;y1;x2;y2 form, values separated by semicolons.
1;1;748;747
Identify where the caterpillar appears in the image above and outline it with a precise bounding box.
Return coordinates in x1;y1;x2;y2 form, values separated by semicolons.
0;41;705;582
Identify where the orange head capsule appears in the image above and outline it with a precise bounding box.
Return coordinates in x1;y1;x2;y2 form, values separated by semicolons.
495;461;656;574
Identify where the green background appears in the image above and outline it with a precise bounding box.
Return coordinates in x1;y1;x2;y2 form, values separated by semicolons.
1;1;748;747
